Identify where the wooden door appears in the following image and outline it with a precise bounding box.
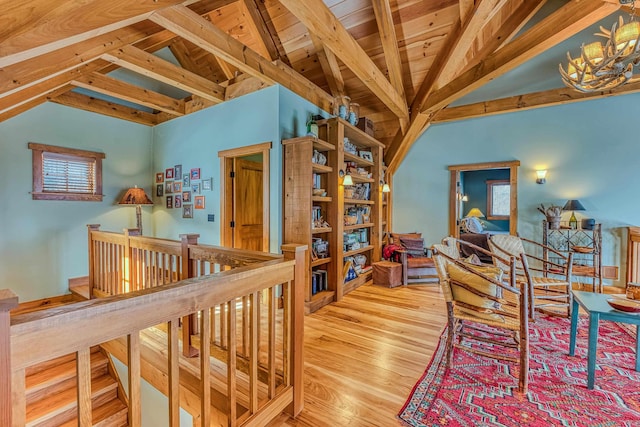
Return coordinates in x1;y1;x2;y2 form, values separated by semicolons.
233;158;263;251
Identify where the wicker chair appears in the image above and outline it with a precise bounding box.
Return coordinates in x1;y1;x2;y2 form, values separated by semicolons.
488;234;573;319
432;239;530;393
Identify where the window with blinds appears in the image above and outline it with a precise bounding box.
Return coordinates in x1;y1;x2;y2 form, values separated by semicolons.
29;142;105;201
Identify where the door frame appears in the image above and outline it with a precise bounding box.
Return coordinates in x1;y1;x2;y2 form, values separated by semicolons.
448;160;520;237
218;142;271;251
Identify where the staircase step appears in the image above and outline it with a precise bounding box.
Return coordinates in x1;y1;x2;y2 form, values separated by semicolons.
26;350;108;405
26;373;118;427
25;346;100;377
58;398;128;427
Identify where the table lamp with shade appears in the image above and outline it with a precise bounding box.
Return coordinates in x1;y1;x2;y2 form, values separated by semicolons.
563;199;585;230
119;186;153;234
466;208;485;218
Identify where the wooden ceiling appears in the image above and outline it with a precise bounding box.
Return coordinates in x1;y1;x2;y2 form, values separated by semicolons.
1;0;635;170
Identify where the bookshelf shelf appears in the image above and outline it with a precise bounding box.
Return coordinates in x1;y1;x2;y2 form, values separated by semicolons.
344;198;374;205
311;257;332;267
344;223;374;231
344;245;374;258
312;227;333;235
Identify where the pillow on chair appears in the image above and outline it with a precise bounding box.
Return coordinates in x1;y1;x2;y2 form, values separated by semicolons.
461;217;484;234
399;237;425;253
390;232;422;245
447;263;503;321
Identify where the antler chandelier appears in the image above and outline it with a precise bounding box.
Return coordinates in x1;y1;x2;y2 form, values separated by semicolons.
559;0;640;93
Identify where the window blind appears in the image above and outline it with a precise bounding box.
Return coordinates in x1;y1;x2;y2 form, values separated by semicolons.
43;152;96;194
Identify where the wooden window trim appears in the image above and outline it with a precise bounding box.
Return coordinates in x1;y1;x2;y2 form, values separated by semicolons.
486;179;509;220
28;142;105;201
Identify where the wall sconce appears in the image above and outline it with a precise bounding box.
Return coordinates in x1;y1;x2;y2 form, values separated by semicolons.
536;169;547;184
339;169;353;186
380;180;391;193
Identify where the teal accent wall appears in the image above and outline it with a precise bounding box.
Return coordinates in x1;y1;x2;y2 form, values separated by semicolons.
394;92;640;287
0;103;153;301
463;168;510;231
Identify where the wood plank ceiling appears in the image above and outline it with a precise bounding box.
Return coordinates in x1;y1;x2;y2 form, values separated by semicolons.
0;0;633;171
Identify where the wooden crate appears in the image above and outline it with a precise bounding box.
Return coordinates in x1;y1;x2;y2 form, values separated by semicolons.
373;261;402;288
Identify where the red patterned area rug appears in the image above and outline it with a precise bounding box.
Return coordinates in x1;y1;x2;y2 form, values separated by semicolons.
398;315;640;427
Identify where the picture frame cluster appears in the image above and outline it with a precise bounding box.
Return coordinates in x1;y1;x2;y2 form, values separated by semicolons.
155;165;211;218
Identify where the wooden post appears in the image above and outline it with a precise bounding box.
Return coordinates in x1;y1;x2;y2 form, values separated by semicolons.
0;289;19;426
86;224;100;299
123;228;140;294
180;234;200;357
282;244;307;417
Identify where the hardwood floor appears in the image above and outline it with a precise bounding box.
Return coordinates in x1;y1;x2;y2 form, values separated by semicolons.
270;283;447;427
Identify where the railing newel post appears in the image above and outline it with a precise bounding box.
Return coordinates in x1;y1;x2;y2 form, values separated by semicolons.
180;233;200;358
282;244;307;417
1;289;19;426
87;224;100;299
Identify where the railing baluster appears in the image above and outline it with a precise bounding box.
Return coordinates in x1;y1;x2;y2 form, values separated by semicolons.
76;348;92;427
11;369;25;427
268;286;276;398
168;319;180;427
250;292;259;414
228;300;237;427
200;309;211;427
242;295;249;357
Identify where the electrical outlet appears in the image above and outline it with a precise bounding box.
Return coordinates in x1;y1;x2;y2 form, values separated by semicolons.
207;214;215;222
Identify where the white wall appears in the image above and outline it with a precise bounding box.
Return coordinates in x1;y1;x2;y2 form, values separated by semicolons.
394;92;640;287
0;103;153;301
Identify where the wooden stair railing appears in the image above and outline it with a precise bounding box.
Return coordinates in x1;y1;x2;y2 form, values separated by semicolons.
3;243;306;427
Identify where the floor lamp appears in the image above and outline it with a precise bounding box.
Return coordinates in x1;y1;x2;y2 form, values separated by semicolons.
119;186;153;234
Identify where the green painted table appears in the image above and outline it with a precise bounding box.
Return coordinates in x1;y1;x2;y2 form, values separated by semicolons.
569;290;640;389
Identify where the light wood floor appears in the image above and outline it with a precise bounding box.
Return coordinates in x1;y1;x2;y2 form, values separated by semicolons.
269;283;447;427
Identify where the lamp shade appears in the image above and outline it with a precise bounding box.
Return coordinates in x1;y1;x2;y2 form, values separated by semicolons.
466;208;485;218
119;186;153;206
562;199;585;211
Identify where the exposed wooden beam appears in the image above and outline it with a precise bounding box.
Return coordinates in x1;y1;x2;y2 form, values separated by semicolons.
149;5;334;112
0;85;73;123
72;72;186;116
432;80;640;123
238;0;279;61
422;0;619;114
225;75;269;101
0;0;194;68
50;91;158;126
102;45;225;103
278;0;409;121
459;0;475;23
168;39;203;76
371;0;407;132
309;33;344;97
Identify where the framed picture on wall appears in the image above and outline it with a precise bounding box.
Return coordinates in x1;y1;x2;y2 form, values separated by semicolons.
166;196;173;208
191;183;200;194
182;191;191;202
156;184;163;197
174;194;182;208
165;181;173;194
202;178;212;191
183;173;190;187
155;172;164;183
174;164;182;178
183;204;193;218
165;168;174;179
195;195;205;209
190;168;200;180
173;181;182;193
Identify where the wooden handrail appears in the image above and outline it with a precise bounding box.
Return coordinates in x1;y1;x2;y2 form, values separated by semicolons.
7;237;307;426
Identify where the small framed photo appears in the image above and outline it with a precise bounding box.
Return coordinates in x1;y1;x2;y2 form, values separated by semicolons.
182;191;191;203
201;178;212;191
173;181;182;193
190;168;200;180
191;183;200;194
165;181;173;194
165;168;174;179
195;195;205;209
155;172;164;183
183;204;193;219
156;184;163;197
174;194;182;208
174;164;182;178
166;196;173;209
359;151;373;162
183;173;190;187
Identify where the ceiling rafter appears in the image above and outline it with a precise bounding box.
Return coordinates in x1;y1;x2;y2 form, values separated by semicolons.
0;85;73;123
421;0;619;115
309;33;344;97
238;0;280;62
50;91;159;125
432;80;640;123
277;0;409;122
148;4;333;112
371;0;407;132
71;72;186;116
102;45;225;103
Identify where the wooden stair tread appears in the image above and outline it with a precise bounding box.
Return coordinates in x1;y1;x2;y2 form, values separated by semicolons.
25;346;100;376
26;374;117;425
69;284;91;300
58;398;128;427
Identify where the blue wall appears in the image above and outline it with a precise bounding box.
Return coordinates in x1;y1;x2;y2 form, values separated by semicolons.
394;92;640;287
0;103;153;301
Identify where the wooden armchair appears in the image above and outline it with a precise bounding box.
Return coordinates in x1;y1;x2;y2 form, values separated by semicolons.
489;234;573;318
385;232;438;285
432;240;530;393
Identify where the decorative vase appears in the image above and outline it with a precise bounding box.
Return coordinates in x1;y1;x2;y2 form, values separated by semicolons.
348;102;360;126
306;115;318;137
